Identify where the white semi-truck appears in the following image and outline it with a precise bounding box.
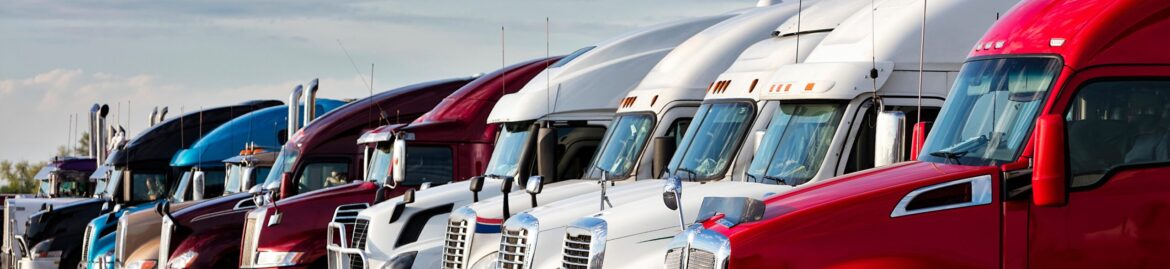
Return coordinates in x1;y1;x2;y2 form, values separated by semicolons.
324;8;739;269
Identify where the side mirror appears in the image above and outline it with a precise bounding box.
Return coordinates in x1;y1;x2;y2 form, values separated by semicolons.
526;175;543;208
1032;114;1067;207
652;137;677;178
525;176;544;195
662;175;682;211
192;171;206;201
468;176;485;202
249;185;266;206
910;121;932;161
874;111;907;167
391;137;407;184
278;172;294;199
662;175;685;231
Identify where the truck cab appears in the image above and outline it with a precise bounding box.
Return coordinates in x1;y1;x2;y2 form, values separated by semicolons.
485;1;848;268
320;56;561;269
73;100;281;269
114;100;344;269
662;0;1170;268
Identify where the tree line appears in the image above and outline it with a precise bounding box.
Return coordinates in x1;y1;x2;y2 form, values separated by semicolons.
0;132;90;194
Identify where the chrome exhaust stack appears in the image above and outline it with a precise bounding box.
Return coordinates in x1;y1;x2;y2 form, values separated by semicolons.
302;79;319;126
157;107;168;125
288;85;304;140
148;107;159;127
96;104;110;164
89;104;100;159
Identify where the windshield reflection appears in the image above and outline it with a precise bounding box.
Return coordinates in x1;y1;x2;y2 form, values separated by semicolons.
918;57;1061;166
483;122;533;179
667;102;755;181
587;114;655;178
747;103;844;186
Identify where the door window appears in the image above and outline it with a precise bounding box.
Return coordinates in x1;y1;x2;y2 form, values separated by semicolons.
299;162;350;193
1066;80;1170;187
402;146;454;186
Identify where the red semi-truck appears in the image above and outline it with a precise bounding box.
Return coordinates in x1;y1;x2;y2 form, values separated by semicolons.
666;0;1170;268
238;57;558;269
160;78;472;269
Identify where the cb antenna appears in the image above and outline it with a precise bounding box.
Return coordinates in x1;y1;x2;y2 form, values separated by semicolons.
501;26;507;99
868;0;883;114
916;0;927;123
546;18;551;115
337;39;389;126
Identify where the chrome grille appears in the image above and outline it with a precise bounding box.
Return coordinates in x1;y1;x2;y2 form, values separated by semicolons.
348;219;369;269
159;217;174;268
664;248;684;269
561;233;591;269
498;227;529;269
80;223;95;263
686;249;716;269
440;219;470;269
240;214;259;268
331;203;369;226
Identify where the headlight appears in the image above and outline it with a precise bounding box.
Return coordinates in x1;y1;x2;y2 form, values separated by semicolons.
167;251;197;269
254;251;304;267
385;251;417;269
30;239;62;258
126;259;157;269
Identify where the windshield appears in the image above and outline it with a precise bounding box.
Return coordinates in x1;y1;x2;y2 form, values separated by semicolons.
747;103;845;185
171;171;192;202
367;144;393;183
484;122;533;178
103;169;123;199
667;102;755;181
918;57;1061;166
262;144;300;189
588;114;655;178
225;164;243;194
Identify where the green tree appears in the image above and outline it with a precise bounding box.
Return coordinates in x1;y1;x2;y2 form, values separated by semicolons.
0;160;43;194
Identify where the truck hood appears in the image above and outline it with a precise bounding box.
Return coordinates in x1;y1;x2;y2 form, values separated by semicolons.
714;162;996;234
172;192;251;230
118;200;199;263
466;179;601;223
597;181;791;240
24;198;104;250
524;180;662;233
356;180;512;259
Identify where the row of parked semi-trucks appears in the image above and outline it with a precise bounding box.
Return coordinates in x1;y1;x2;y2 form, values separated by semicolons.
5;0;1170;268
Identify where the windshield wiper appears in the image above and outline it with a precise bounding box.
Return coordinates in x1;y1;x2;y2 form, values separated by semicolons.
762;175;789;186
929;135;990;164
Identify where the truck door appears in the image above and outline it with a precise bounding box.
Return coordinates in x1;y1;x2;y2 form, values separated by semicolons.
1030;67;1170;268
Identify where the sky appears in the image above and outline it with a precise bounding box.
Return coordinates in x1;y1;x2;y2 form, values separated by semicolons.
0;0;750;162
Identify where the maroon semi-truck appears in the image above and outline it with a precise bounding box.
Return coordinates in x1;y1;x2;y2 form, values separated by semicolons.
159;78;472;269
237;57;559;269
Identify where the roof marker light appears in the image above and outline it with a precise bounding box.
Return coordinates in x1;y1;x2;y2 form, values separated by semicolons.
785;84;792;92
983;42;993;49
748;79;758;93
804;83;816;91
651;95;658;106
1049;38;1066;47
994;41;1004;49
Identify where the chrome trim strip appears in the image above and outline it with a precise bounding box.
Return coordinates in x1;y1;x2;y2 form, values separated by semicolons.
890;175;993;217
